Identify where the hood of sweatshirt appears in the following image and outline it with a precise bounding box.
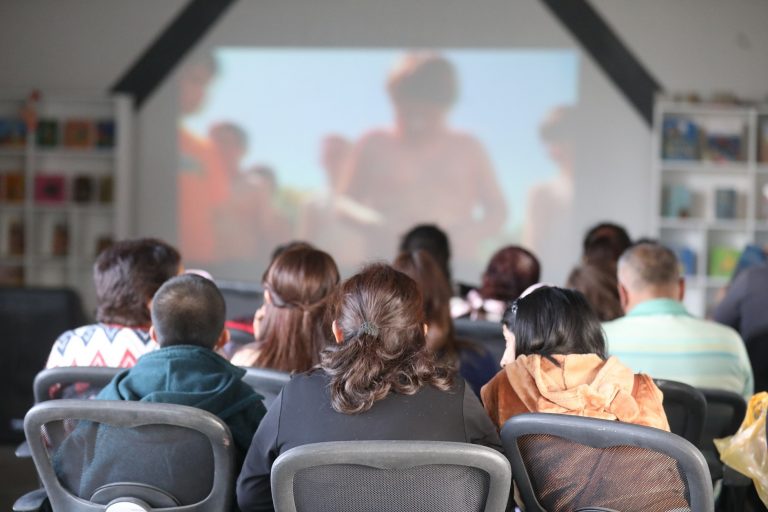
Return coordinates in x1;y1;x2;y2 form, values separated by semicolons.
505;353;643;422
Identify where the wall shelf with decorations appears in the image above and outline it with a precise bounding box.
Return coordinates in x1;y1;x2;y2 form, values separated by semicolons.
0;92;133;312
651;98;768;318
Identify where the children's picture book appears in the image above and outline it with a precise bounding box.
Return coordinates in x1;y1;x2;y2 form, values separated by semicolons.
1;172;25;202
675;246;697;276
34;174;67;204
663;184;692;218
714;188;738;219
709;246;742;278
95;120;116;148
662;116;701;161
36;119;59;147
700;117;745;162
0;118;27;148
72;175;94;203
63;119;95;148
98;175;113;203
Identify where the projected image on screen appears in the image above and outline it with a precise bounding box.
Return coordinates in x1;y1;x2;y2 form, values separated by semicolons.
178;48;577;280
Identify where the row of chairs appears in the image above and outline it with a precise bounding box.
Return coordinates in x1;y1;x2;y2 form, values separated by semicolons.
17;400;713;512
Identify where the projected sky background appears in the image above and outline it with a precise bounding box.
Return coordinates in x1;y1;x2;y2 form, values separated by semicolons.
179;48;578;280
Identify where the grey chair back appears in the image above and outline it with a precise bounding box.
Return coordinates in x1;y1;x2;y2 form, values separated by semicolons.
699;388;747;481
654;378;707;446
271;440;511;512
24;399;235;511
241;367;291;408
33;366;121;403
500;413;714;512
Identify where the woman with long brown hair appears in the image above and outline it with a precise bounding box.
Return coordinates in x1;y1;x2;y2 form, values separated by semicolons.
236;263;500;511
393;250;497;395
231;246;339;372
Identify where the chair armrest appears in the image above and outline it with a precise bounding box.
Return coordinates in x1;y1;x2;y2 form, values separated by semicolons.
13;488;49;512
15;441;31;458
722;465;752;487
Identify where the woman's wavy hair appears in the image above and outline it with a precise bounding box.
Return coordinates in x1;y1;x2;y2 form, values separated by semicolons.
255;246;339;372
321;263;454;414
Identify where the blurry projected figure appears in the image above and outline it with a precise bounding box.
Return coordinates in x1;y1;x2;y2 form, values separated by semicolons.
178;54;229;263
338;53;507;262
522;106;576;275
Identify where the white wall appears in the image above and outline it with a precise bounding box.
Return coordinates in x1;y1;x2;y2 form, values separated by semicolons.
1;0;767;285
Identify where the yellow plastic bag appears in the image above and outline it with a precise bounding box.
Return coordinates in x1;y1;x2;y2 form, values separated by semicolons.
714;391;768;506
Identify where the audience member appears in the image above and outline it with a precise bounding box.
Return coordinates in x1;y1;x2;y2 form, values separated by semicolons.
231;246;339;372
393;250;497;395
46;238;181;371
481;286;668;430
566;262;623;321
399;224;453;286
582;222;632;266
236;264;501;511
713;262;768;342
53;274;266;506
603;242;753;399
451;245;540;322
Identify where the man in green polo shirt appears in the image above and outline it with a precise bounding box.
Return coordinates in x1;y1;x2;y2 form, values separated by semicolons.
603;242;753;400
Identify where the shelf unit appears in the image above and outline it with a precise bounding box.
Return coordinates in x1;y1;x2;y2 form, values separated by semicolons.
0;93;133;312
651;99;768;317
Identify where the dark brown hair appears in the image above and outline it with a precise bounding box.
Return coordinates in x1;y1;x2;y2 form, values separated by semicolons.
255;246;339;372
93;238;181;326
566;263;623;322
478;246;540;302
321;264;454;414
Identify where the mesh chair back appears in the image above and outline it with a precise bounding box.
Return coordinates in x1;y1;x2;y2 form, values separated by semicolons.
24;400;235;511
453;318;505;363
654;379;707;446
699;388;747;480
271;441;511;512
0;287;85;442
242;367;290;408
501;413;713;512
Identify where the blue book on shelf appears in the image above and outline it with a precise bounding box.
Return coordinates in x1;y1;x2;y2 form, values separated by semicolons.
662;116;701;160
715;188;737;219
676;247;697;276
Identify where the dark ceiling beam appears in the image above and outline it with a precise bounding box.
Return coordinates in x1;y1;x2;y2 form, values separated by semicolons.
538;0;662;126
111;0;237;109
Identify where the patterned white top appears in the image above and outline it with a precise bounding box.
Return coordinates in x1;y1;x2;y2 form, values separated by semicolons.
46;323;158;369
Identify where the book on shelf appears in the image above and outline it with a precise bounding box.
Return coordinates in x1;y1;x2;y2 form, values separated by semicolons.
0;265;24;286
732;244;767;279
73;175;95;203
714;188;738;220
36;119;59;147
675;247;697;276
95;120;116;148
0;172;25;202
709;246;742;278
760;116;768;164
661;116;701;161
62;119;95;148
0;118;26;148
8;219;24;256
700;117;746;162
34;174;66;204
51;223;69;256
663;184;692;218
98;175;113;203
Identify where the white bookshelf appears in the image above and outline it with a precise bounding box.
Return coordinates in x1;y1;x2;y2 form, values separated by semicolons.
0;92;133;313
651;99;768;317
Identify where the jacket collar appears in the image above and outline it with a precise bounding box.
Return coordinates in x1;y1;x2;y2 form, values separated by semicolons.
626;298;690;318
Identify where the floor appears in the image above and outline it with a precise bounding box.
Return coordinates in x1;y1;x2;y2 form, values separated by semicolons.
0;444;39;510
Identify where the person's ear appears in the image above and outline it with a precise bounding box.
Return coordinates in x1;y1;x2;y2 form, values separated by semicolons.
149;325;158;343
423;323;429;337
618;283;630;313
677;277;685;301
332;320;344;344
264;289;273;305
215;328;230;350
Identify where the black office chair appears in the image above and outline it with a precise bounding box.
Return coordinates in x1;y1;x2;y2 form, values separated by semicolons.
241;367;291;408
0;286;86;443
500;413;714;512
14;400;235;512
700;388;747;480
654;378;707;446
453;318;505;363
270;440;511;512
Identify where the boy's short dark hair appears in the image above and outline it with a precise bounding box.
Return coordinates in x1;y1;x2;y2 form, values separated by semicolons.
151;274;226;349
94;238;181;326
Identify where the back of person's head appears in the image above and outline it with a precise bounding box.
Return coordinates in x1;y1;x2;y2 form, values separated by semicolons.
399;224;451;283
270;240;313;264
617;242;681;300
392;250;455;353
566;263;623;322
258;246;339;372
150;274;225;349
502;286;606;364
93;238;181;326
322;264;454;414
583;222;632;266
479;246;540;302
387;53;458;108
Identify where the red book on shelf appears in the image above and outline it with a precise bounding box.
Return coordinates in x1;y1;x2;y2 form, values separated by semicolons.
34;174;66;204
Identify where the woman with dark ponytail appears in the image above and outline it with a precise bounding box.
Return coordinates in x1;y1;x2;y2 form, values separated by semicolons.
236;264;501;512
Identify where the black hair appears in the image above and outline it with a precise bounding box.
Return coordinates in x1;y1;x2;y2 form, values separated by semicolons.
94;238;181;326
501;286;606;365
150;274;226;349
583;222;632;265
399;224;451;283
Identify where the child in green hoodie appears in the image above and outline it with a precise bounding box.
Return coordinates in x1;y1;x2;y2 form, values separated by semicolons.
53;274;266;507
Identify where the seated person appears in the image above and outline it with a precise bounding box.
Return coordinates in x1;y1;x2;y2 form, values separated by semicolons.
53;274;266;505
231;246;339;372
236;264;501;512
451;245;540;322
46;238;181;371
581;221;632;267
566;262;623;321
393;250;497;395
482;286;668;431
